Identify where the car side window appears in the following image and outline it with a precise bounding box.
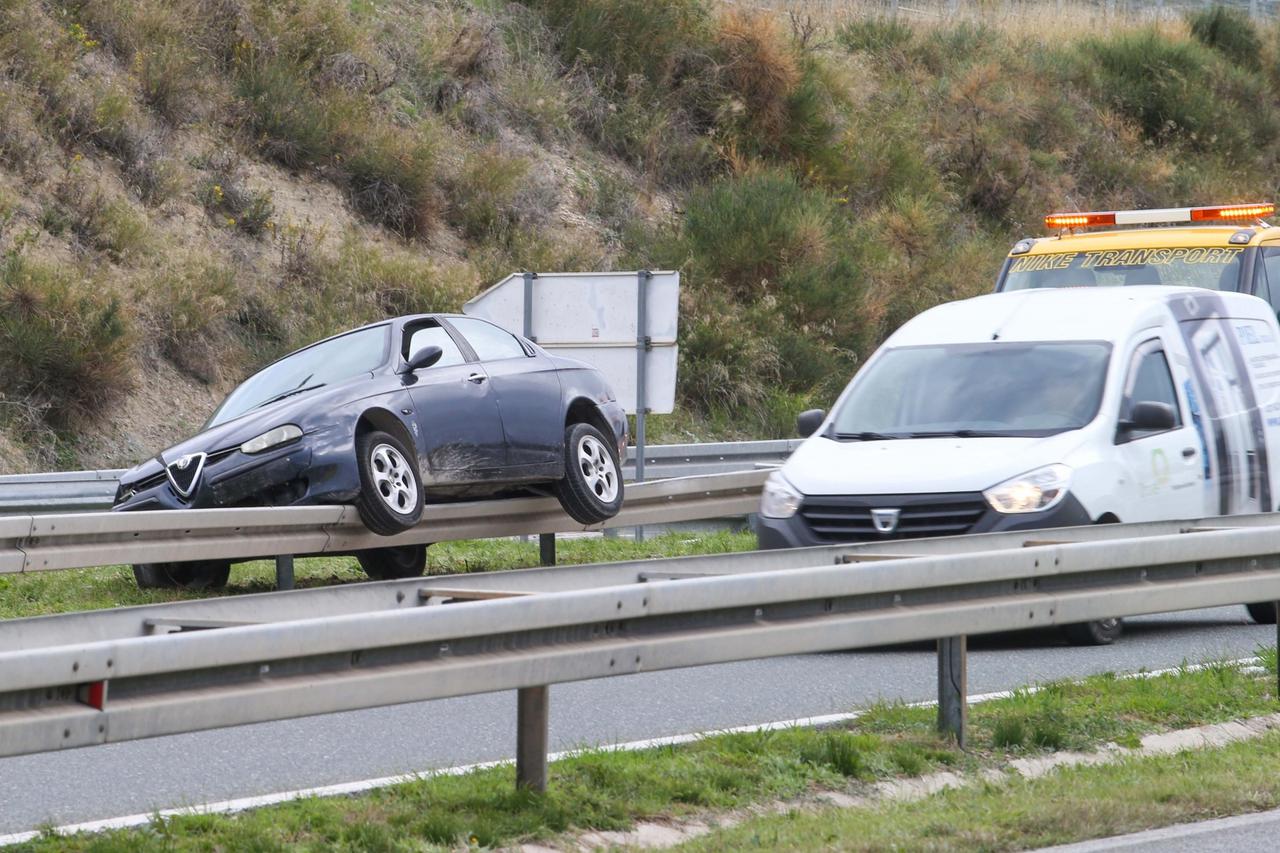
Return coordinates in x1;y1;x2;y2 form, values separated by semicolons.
1121;343;1182;439
404;323;466;368
449;317;528;362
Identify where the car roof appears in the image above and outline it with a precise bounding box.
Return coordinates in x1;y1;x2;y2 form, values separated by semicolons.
1010;225;1280;256
887;286;1273;348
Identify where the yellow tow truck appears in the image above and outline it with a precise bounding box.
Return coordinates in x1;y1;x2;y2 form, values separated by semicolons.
995;203;1280;315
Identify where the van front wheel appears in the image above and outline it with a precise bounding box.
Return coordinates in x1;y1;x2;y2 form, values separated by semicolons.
1246;602;1277;624
1061;618;1123;646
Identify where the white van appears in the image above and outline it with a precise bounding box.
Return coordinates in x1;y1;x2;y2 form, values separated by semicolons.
757;286;1280;643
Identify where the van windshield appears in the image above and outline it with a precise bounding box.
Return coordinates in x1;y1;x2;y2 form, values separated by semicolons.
830;342;1112;439
1002;247;1243;292
207;325;390;428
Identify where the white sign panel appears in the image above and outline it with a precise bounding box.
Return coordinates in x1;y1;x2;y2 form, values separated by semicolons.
463;271;679;414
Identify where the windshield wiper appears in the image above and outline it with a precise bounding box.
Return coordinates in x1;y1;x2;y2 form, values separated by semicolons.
251;383;326;411
834;431;900;441
908;429;1006;438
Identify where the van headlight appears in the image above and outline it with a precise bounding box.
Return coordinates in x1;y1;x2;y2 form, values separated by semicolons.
761;471;803;519
240;424;303;455
984;464;1072;514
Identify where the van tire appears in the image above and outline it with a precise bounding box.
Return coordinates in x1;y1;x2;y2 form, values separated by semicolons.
357;545;429;580
133;560;231;590
1246;602;1277;624
1061;618;1123;646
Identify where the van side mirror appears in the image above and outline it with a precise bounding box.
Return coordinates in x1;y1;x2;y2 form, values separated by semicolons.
1124;401;1176;433
796;409;826;438
401;345;443;373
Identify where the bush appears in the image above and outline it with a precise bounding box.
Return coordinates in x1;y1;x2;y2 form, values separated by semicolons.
534;0;712;90
836;17;913;54
142;256;241;382
0;253;133;425
195;151;275;237
1188;5;1261;69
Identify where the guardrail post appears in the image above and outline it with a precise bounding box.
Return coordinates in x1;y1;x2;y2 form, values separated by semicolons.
275;555;294;591
937;635;967;747
516;685;549;792
539;533;556;566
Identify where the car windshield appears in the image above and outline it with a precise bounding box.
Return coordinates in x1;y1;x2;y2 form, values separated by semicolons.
207;325;391;428
830;342;1112;439
1002;247;1244;292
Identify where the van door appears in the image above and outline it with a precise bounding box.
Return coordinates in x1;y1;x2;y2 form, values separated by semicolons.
1113;338;1204;522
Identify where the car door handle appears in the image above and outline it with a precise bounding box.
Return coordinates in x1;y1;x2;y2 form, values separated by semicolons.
1182;447;1197;458
466;372;486;384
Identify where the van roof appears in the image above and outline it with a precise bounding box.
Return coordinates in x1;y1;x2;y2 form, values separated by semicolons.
1012;225;1280;255
889;286;1272;348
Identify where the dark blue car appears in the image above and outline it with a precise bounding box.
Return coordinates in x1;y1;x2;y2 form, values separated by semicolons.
114;314;628;588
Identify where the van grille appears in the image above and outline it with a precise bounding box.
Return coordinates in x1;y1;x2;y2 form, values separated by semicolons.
798;494;989;542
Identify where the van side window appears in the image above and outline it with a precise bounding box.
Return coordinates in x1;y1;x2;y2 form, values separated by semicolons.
1260;248;1280;319
1122;346;1182;438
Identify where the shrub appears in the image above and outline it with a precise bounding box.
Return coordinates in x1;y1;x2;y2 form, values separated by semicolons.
0;252;133;425
58;176;151;261
711;10;800;148
338;123;439;238
533;0;712;90
449;146;532;243
836;17;913;54
682;167;837;296
195;151;275;237
1188;5;1261;69
142;256;241;382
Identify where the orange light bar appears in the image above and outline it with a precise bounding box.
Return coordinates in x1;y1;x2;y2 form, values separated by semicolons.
1189;203;1275;222
1044;212;1117;229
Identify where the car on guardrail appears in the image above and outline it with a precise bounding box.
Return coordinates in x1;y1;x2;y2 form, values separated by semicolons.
758;285;1280;645
113;314;627;589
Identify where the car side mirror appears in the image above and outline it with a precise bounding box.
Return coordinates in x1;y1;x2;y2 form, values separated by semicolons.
1124;401;1176;433
401;345;443;373
796;409;826;438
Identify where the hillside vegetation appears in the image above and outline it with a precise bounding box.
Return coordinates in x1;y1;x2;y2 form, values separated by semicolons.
1;1;1278;470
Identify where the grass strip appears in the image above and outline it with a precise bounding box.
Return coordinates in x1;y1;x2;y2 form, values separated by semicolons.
680;727;1280;852
0;531;757;620
13;655;1276;851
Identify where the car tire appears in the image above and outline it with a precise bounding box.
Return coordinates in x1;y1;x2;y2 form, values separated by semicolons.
555;422;624;525
357;544;429;580
1061;617;1123;646
1246;602;1278;624
132;560;232;590
355;429;424;536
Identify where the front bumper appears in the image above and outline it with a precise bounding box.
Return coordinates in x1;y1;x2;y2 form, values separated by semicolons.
113;431;358;512
757;491;1093;550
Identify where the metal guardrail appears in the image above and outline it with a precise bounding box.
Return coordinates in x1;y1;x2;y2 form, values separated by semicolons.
0;470;768;576
0;440;796;516
2;510;1280;790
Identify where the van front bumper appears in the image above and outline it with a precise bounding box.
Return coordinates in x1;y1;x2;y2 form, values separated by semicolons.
757;492;1094;550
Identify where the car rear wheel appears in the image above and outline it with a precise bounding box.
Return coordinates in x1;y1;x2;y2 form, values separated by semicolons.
1061;617;1123;646
1246;602;1277;624
133;560;232;590
357;544;429;580
555;423;624;525
355;430;423;536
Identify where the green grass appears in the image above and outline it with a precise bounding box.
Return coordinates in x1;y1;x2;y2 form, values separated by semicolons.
9;654;1277;850
0;531;757;620
681;726;1280;852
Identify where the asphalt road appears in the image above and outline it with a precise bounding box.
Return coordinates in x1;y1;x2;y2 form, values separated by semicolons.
0;605;1271;835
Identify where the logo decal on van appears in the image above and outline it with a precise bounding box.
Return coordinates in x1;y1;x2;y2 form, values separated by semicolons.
871;508;901;534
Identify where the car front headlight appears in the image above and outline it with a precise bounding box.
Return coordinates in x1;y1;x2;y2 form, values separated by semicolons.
984;464;1072;514
240;424;303;455
761;470;804;519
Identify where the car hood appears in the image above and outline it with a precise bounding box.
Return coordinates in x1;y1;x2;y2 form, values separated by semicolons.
118;380;365;485
780;432;1087;495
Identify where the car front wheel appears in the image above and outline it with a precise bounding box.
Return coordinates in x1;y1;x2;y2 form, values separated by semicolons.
355;430;424;536
555;422;624;525
133;560;232;590
357;544;429;580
